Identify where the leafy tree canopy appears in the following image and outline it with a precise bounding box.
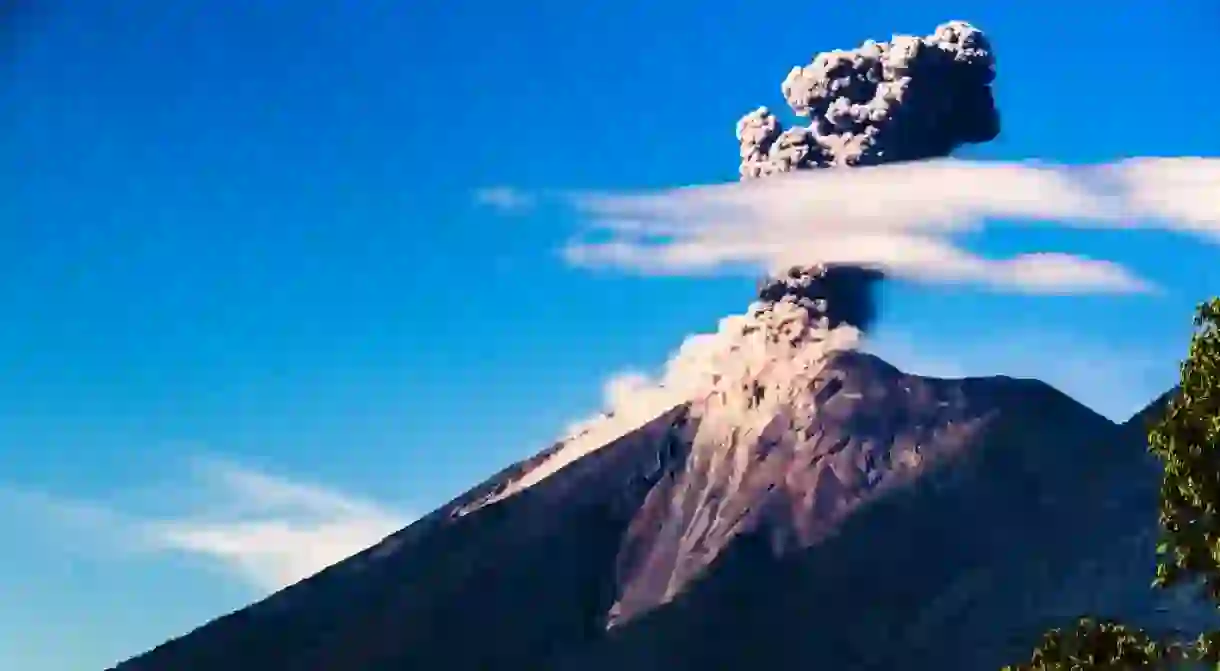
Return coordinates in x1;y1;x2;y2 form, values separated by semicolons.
1151;298;1220;599
1003;298;1220;670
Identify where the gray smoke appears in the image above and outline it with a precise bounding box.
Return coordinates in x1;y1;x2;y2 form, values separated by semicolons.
738;20;998;175
466;21;1005;504
741;20;1000;331
756;264;886;333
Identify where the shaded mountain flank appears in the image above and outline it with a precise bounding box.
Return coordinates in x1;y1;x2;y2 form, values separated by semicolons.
108;19;1211;671
109;353;1204;671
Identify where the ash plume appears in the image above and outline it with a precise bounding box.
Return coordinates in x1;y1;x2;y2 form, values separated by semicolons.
756;264;885;333
742;20;999;333
529;21;1002;483
516;23;1006;597
737;20;998;176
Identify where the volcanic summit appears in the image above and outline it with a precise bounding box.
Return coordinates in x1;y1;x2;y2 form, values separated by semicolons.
108;20;1211;671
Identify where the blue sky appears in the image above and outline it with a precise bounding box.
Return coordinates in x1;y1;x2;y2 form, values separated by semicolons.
2;1;1218;669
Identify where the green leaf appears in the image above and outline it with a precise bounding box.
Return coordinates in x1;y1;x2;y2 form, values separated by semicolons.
1002;298;1220;670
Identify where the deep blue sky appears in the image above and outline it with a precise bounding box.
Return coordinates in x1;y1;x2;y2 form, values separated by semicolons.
2;1;1218;669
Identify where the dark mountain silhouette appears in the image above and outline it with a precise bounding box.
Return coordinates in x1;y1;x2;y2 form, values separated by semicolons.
1124;388;1178;434
107;352;1211;671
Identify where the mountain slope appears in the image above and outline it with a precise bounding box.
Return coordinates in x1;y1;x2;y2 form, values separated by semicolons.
107;18;1213;670
559;356;1205;670
1124;387;1178;434
109;350;1214;671
111;404;691;671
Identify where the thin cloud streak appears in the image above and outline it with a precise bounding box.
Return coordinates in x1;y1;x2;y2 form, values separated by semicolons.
554;157;1220;293
140;457;409;592
6;457;409;594
473;186;536;214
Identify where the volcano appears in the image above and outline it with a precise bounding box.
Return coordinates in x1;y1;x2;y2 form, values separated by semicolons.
108;350;1210;671
108;20;1213;671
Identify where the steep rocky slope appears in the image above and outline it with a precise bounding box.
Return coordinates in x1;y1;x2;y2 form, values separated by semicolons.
557;365;1209;670
109;349;1213;671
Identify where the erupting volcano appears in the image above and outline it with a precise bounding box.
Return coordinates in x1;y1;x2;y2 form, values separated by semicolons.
109;21;1212;671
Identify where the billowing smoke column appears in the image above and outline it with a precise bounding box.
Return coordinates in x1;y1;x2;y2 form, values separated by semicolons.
743;20;999;332
756;265;884;333
738;20;998;175
466;22;1005;508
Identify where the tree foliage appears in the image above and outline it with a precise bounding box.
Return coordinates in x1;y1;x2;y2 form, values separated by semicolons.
1001;617;1189;670
1003;298;1220;670
1150;298;1220;599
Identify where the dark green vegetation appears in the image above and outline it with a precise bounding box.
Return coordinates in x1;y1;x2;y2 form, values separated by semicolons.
1004;298;1220;670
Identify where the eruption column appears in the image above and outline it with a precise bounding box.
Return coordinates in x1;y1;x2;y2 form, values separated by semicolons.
740;20;1000;331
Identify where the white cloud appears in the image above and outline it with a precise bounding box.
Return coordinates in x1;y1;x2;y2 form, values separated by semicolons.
473;186;535;213
558;157;1220;293
1108;157;1220;238
140;458;409;592
7;457;410;594
558;368;687;457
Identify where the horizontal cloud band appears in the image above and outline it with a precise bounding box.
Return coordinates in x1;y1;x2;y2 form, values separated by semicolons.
556;157;1220;294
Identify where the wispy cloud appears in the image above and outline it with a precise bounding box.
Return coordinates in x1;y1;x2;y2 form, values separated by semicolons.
555;157;1220;293
473;186;536;214
8;457;409;594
